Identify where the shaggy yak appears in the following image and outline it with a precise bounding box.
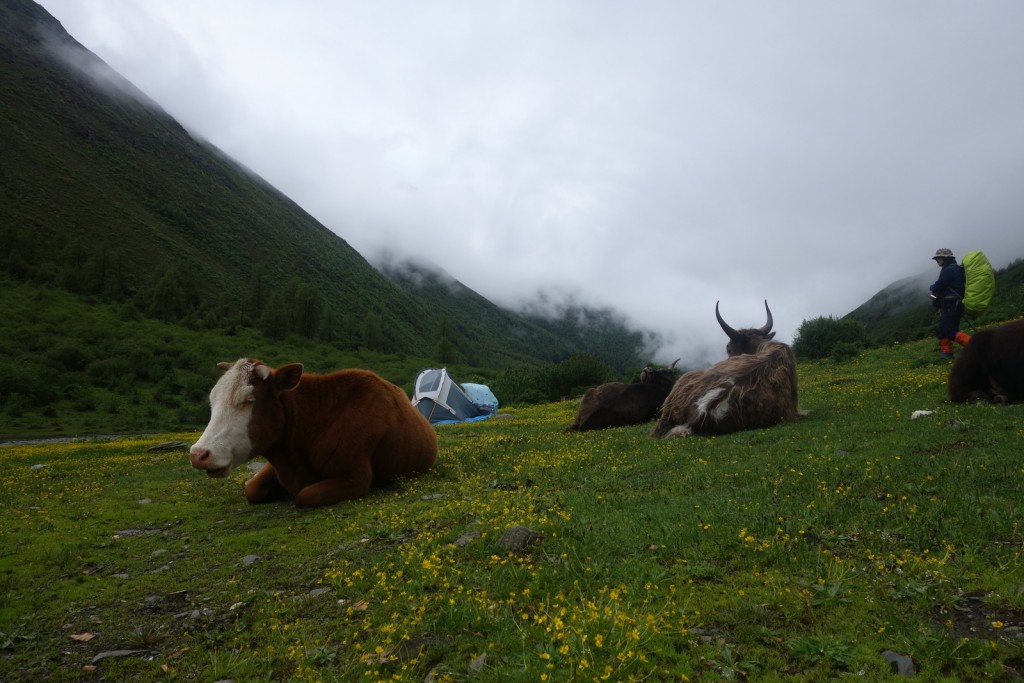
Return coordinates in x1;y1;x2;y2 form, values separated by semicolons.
651;301;800;438
566;360;680;431
189;358;438;508
948;319;1024;404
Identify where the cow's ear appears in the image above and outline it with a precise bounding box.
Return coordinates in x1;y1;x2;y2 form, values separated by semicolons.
275;363;304;392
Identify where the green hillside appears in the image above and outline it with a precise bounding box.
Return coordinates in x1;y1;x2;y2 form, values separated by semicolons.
845;258;1024;344
0;0;618;369
380;257;652;372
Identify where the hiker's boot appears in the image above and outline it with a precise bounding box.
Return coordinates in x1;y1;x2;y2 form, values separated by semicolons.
955;331;971;346
939;338;954;360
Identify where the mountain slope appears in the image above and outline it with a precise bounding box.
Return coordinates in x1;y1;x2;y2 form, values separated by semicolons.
1;0;625;368
379;256;653;371
1;0;422;346
377;255;574;367
845;258;1024;344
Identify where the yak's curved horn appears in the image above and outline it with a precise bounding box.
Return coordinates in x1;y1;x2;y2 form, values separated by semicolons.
670;358;680;369
758;300;774;335
715;301;738;340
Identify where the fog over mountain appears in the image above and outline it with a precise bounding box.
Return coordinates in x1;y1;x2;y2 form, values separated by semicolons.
37;0;1024;365
854;271;936;318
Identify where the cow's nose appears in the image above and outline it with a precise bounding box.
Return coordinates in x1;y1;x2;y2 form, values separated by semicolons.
189;448;211;469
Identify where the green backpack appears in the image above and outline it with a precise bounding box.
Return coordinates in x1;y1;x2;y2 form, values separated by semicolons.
960;250;996;316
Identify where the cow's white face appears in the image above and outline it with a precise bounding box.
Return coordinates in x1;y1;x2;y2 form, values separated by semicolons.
189;360;268;477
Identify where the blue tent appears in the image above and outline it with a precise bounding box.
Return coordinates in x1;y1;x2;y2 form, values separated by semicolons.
412;368;498;425
461;383;498;414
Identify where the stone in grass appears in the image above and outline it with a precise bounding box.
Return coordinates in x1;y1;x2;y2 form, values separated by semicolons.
881;650;915;676
91;649;151;663
146;441;188;452
469;653;489;672
454;530;481;547
292;587;332;602
498;525;541;552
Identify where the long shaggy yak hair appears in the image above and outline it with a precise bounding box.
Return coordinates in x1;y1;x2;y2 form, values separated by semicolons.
651;341;799;438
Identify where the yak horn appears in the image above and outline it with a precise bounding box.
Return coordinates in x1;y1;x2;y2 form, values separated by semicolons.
670;358;680;369
715;301;738;340
758;300;774;335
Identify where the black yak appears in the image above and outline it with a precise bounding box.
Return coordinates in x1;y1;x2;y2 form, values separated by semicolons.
567;361;679;431
948;319;1024;404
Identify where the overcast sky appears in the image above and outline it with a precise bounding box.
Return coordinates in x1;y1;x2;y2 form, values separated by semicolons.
36;1;1024;364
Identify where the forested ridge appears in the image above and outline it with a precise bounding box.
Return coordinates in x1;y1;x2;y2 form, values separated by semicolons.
0;0;653;438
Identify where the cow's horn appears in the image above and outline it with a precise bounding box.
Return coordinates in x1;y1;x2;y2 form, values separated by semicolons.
670;358;680;369
715;301;739;340
758;300;774;335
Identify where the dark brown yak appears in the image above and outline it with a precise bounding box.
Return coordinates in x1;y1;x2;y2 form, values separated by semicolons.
948;319;1024;404
718;299;777;356
566;361;680;431
651;301;799;438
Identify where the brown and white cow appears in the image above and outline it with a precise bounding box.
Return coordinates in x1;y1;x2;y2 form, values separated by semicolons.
189;359;438;508
566;361;680;432
948;319;1024;404
651;301;800;438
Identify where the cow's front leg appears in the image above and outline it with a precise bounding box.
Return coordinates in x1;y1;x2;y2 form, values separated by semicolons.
244;462;287;504
295;460;373;508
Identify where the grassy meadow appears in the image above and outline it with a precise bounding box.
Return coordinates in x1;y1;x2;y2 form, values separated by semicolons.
2;334;1024;681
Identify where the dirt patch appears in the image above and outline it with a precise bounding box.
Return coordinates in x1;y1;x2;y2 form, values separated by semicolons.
931;590;1024;642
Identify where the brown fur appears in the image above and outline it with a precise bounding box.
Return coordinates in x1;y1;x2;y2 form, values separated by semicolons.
229;360;436;508
948;319;1024;404
651;341;799;438
566;365;678;432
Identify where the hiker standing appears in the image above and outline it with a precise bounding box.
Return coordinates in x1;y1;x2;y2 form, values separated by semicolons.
929;248;971;359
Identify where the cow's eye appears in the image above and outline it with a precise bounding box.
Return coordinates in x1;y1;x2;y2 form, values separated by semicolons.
244;395;256;406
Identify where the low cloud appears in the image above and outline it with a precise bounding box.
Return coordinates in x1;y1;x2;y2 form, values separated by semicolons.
37;1;1024;368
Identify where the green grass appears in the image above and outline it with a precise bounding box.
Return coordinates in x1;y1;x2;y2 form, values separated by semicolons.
2;334;1024;681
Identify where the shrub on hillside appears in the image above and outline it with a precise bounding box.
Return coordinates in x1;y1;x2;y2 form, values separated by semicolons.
793;316;867;361
0;362;60;408
830;341;862;363
550;353;612;398
86;357;136;390
490;367;549;405
492;353;613;405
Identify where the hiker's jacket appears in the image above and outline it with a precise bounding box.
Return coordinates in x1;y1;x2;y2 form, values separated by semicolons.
930;260;965;304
